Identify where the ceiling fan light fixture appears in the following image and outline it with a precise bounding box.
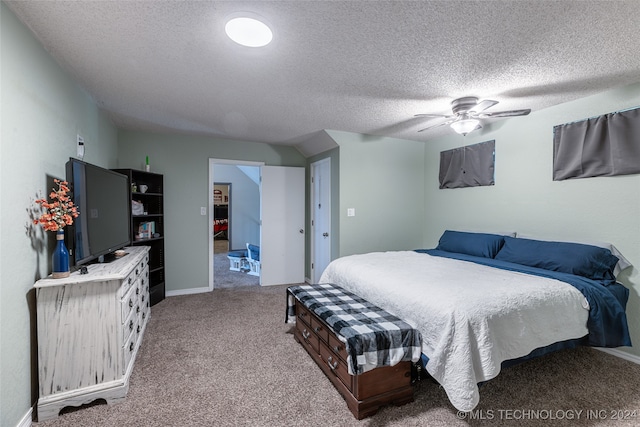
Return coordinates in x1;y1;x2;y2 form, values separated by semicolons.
450;118;480;135
225;16;273;47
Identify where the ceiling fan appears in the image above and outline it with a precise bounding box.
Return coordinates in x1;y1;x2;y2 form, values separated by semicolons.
415;96;531;136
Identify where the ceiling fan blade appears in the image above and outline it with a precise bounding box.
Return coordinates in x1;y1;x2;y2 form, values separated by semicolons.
417;118;456;132
477;109;531;118
468;99;498;114
414;113;454;119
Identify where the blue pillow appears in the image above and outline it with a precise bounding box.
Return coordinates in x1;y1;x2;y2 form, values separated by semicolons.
436;230;506;258
494;237;619;283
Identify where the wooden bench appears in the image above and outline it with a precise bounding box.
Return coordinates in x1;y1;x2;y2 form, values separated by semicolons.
287;285;417;419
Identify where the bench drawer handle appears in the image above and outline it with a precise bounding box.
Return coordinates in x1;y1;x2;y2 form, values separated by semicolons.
327;356;338;371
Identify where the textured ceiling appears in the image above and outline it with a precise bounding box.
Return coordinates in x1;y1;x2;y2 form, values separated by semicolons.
7;0;640;151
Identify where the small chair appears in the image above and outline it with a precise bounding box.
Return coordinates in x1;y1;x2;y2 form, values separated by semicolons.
227;250;248;272
246;243;260;276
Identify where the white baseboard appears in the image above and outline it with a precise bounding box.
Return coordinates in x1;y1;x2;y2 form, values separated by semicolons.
17;407;32;427
594;347;640;365
165;286;211;297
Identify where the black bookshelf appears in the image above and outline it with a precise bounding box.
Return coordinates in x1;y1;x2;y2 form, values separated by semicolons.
113;169;166;305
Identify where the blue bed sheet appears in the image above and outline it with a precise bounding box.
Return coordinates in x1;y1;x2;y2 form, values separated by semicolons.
415;249;631;348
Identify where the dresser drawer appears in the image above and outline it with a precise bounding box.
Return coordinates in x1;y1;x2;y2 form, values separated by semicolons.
122;306;137;343
295;317;319;353
121;269;137;296
319;340;351;391
122;320;138;373
296;301;312;326
311;316;329;343
121;277;140;320
328;333;348;361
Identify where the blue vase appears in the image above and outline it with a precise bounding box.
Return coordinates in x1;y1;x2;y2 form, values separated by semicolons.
52;229;70;278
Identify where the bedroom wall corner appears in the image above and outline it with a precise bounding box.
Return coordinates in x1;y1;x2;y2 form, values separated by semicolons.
327;130;426;257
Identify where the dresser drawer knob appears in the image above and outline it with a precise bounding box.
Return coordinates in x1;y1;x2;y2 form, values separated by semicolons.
129;320;134;331
129;299;133;308
314;326;321;333
333;345;342;353
302;329;311;340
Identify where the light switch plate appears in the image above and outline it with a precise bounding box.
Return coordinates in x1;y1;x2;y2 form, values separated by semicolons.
77;134;85;159
200;207;207;215
347;208;355;217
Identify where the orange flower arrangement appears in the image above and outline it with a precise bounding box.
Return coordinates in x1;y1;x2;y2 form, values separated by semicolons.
33;179;79;232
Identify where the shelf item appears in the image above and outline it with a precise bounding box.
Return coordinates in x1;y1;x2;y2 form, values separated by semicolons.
113;168;165;305
34;246;150;421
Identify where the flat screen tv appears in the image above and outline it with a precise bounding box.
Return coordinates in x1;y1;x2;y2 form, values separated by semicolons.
65;158;131;266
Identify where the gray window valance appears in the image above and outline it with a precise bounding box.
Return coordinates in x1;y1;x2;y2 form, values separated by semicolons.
439;140;495;189
553;106;640;181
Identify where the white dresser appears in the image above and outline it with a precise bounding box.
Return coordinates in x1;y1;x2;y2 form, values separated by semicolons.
34;246;151;421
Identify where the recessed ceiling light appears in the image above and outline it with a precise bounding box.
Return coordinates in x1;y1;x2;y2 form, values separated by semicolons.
225;16;273;47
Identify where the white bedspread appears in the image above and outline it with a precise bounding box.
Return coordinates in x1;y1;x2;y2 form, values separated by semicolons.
319;251;589;412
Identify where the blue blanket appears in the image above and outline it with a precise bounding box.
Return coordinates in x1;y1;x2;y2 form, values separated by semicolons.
416;249;631;348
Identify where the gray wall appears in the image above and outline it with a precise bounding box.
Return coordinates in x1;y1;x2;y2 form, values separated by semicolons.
1;4;119;426
116;130;306;293
328;131;427;257
421;83;640;359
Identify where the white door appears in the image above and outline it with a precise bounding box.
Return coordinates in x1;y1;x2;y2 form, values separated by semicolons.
260;166;305;286
311;159;332;283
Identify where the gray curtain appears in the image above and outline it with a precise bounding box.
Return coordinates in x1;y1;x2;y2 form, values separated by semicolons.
439;140;495;189
553;107;640;180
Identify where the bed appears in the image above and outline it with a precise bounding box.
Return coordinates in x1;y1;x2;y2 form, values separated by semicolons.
318;230;632;412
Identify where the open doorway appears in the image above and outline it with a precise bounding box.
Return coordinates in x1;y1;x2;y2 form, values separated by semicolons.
209;159;306;290
210;161;261;289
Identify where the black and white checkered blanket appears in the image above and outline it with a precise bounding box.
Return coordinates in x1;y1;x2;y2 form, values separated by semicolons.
286;284;422;375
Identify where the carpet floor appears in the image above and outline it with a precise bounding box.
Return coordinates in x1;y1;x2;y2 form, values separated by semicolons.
35;284;640;427
213;239;259;288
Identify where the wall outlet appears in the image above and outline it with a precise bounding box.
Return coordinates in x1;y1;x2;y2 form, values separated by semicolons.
200;207;207;216
347;208;355;217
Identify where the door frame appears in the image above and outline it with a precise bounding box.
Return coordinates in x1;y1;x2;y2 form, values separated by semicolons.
208;159;263;291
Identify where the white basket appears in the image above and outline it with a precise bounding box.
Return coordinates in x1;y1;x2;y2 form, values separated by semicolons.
132;200;144;215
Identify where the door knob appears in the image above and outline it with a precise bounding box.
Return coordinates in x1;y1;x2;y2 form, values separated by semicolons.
323;232;329;237
299;229;304;234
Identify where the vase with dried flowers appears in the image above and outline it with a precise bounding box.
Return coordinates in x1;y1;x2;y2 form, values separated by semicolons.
33;179;79;278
